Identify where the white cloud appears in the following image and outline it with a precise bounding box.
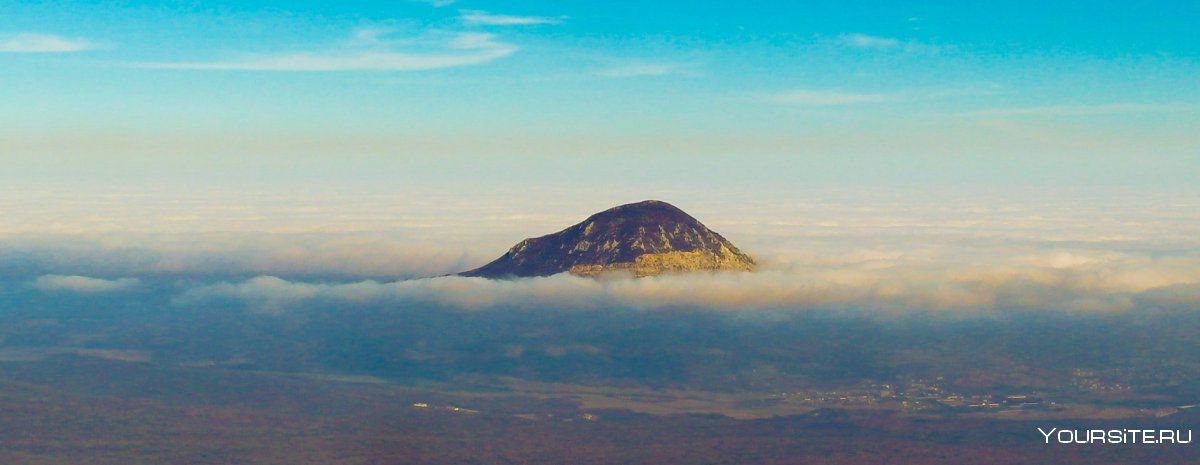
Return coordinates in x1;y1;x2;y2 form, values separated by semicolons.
0;33;97;53
460;10;563;26
834;33;942;54
33;275;139;293
346;27;395;46
966;103;1191;118
176;276;318;314
766;90;897;105
837;33;900;49
596;63;687;78
145;31;516;71
763;86;1003;106
412;0;455;7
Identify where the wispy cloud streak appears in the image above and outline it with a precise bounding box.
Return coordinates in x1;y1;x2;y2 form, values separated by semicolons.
837;33;900;48
966;103;1192;118
0;33;97;53
834;33;943;54
766;90;897;105
596;63;689;78
460;10;564;26
33;275;139;293
175;258;1200;314
144;31;516;71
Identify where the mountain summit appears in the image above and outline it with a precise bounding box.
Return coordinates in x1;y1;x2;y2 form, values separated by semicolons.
459;200;755;278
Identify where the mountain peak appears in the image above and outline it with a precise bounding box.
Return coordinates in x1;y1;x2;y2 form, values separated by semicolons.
459;200;755;278
589;199;689;219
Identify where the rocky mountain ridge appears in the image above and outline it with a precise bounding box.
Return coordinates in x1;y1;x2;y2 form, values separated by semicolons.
459;200;755;278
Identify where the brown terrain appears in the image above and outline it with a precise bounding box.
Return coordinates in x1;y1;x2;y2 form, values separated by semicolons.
0;357;1194;465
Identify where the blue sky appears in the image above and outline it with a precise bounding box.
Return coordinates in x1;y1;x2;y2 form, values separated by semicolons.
2;0;1198;190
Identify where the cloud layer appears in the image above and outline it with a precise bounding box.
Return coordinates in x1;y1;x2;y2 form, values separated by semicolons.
6;187;1199;315
174;248;1200;314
